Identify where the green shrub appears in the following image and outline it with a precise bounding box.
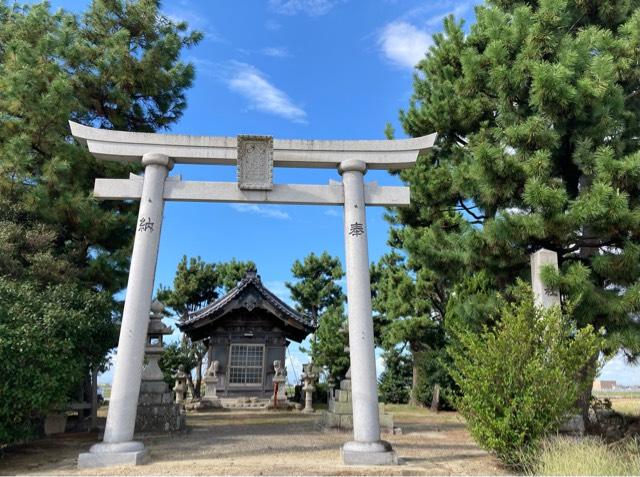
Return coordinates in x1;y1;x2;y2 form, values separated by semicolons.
447;281;599;467
523;436;640;475
0;278;117;445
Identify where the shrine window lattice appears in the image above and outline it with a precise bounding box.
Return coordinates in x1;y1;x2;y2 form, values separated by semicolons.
228;344;264;385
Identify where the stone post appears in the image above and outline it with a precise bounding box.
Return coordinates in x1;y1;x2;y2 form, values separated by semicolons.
530;248;560;309
339;159;396;465
531;249;584;434
78;153;173;469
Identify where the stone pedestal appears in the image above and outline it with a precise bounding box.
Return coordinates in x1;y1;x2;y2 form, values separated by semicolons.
78;442;149;469
135;381;185;432
320;370;394;432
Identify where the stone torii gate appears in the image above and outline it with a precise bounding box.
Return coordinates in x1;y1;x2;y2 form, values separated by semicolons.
71;121;436;468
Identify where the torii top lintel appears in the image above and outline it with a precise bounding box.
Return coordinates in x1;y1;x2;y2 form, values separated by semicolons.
69;121;436;170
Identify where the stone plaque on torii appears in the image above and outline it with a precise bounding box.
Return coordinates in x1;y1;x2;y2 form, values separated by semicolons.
71;121;436;468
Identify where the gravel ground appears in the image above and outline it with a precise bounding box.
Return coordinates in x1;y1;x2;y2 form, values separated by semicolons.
0;405;509;476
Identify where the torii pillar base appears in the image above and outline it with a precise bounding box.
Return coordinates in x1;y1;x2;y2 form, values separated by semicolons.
78;442;149;469
341;441;397;465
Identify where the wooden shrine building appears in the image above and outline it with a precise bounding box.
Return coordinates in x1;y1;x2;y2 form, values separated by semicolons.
177;270;314;398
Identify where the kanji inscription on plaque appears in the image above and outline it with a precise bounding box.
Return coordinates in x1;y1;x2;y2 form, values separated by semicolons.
237;135;273;190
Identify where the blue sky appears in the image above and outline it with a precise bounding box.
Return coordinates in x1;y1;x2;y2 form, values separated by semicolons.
43;0;636;385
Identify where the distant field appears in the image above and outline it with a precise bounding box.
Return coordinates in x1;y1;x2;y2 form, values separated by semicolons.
593;391;640;417
99;384;111;400
594;391;640;399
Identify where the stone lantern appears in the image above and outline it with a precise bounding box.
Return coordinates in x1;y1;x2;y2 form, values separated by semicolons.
142;301;172;381
135;301;185;432
173;365;188;405
301;363;318;413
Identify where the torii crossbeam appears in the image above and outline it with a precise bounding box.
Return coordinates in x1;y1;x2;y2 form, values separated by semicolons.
71;121;436;469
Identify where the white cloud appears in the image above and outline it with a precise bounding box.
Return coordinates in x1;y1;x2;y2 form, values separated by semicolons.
230;203;291;220
266;19;282;31
324;208;341;217
262;46;292;58
227;62;307;123
397;0;476;26
599;351;640;386
425;1;476;27
264;280;293;304
164;9;224;43
269;0;337;16
378;21;432;69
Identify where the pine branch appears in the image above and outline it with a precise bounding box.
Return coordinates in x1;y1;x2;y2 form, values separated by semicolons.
457;199;487;222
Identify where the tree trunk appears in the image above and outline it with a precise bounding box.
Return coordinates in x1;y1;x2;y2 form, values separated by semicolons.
90;367;98;431
576;174;599;430
409;362;419;406
577;352;598;431
430;384;441;412
311;307;318;362
409;354;419;406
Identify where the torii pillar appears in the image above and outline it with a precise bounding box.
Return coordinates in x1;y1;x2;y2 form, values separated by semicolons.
70;121;436;468
78;153;172;467
340;159;395;464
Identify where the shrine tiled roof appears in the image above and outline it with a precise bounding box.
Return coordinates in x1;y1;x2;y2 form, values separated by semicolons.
177;269;313;331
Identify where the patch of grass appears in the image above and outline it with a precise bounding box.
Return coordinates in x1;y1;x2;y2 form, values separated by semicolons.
594;391;640;399
523;436;640;476
609;398;640;417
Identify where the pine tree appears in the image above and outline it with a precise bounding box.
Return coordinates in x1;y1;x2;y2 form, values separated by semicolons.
286;252;345;374
218;259;259;292
157;256;221;317
0;0;200;439
394;0;640;422
371;252;436;405
0;0;201;294
313;304;350;381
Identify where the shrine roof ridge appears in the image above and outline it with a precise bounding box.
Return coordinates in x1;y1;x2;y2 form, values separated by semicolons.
69;121;437;170
178;270;313;331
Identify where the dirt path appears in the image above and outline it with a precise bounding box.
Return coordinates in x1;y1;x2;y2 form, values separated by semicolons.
0;406;509;475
